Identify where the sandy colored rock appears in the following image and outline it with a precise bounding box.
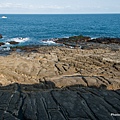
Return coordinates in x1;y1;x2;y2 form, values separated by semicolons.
0;46;119;90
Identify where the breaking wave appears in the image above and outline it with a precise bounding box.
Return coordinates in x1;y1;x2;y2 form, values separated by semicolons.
10;37;29;43
42;39;57;45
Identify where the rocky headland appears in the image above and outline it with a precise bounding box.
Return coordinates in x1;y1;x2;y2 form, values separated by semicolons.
0;35;120;119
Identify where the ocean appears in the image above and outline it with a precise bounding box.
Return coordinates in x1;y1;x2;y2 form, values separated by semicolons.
0;14;120;47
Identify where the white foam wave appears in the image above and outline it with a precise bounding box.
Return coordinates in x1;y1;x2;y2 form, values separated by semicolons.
64;36;69;38
0;46;11;51
10;37;29;43
0;42;11;51
42;40;56;44
3;47;10;51
91;37;97;40
5;42;10;45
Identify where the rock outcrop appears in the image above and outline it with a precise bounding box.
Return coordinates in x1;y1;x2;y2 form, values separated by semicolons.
55;35;91;47
89;37;120;44
55;35;120;48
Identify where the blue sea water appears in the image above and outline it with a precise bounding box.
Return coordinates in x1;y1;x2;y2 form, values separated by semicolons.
0;14;120;47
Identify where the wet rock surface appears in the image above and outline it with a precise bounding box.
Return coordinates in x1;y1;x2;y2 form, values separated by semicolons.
55;35;120;45
89;37;120;44
55;35;120;50
0;83;120;120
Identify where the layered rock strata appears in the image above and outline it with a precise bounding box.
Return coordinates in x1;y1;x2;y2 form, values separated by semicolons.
0;46;119;90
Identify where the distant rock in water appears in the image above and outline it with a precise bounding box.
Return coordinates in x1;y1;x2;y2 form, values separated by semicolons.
0;42;5;46
55;35;91;47
8;41;19;45
56;35;91;44
0;34;2;39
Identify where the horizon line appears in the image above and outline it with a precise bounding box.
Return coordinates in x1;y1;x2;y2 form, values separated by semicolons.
0;13;120;15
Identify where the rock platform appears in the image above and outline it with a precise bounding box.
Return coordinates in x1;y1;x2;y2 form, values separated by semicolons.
0;45;119;119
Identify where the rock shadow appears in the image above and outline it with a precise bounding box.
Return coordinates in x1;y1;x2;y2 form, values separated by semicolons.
0;80;119;92
0;81;120;120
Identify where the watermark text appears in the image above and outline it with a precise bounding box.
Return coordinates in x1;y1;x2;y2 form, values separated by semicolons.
111;113;120;116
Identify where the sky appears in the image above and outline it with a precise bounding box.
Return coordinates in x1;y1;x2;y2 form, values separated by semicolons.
0;0;120;14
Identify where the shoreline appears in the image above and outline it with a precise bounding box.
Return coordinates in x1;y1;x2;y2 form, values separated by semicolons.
0;34;120;50
0;35;120;52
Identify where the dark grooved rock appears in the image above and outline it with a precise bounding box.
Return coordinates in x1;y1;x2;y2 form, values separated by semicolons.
0;83;120;120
